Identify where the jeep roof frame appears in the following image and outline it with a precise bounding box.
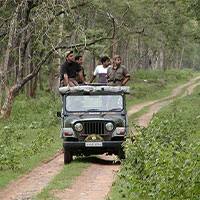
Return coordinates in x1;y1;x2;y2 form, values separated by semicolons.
59;85;130;95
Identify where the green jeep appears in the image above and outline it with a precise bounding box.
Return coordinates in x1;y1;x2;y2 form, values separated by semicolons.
57;85;130;164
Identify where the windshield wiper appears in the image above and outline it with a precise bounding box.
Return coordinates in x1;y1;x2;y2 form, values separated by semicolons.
86;109;100;112
108;108;122;111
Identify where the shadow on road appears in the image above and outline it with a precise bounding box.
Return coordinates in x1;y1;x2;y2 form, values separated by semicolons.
74;155;121;165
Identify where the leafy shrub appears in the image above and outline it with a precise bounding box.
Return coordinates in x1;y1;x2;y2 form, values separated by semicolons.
0;93;61;171
0;126;28;171
118;111;200;199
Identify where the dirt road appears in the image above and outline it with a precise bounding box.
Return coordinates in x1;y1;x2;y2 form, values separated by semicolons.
0;76;200;200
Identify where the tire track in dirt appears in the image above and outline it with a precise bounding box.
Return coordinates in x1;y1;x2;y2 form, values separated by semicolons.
135;81;200;127
0;150;64;200
127;75;200;116
53;155;120;200
0;76;200;200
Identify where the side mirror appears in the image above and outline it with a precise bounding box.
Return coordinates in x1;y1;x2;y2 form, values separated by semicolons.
57;111;61;117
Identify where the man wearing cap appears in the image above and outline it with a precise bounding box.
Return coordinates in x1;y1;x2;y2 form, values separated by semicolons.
60;51;86;87
106;55;130;86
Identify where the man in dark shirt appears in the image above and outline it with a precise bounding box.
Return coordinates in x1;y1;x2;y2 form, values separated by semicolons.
75;55;86;84
60;51;86;87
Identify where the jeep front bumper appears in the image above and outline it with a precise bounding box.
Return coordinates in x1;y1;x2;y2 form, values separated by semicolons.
63;141;123;149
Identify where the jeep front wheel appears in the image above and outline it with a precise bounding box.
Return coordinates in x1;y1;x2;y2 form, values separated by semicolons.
64;148;73;164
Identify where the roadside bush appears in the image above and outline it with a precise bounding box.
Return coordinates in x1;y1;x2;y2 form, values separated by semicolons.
0;126;55;171
0;126;28;171
118;111;200;199
0;93;60;171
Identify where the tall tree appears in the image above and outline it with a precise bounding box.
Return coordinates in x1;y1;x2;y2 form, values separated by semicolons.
0;0;116;118
0;0;199;119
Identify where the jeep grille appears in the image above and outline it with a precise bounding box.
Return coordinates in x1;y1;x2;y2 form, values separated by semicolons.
83;121;105;135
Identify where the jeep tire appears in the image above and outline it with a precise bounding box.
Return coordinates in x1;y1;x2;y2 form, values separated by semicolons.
64;148;73;164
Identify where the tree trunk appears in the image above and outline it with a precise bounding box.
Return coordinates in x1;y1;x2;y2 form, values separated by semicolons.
0;11;16;111
179;47;184;69
162;48;168;71
0;86;18;119
39;71;43;90
31;75;37;98
0;65;3;108
136;36;141;70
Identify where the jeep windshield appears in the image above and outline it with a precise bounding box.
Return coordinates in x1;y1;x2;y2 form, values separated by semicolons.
65;94;123;112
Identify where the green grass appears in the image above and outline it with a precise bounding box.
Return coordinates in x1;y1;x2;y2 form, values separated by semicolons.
126;68;199;109
126;68;200;131
128;76;199;125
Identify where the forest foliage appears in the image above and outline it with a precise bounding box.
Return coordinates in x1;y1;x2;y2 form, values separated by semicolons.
0;0;200;118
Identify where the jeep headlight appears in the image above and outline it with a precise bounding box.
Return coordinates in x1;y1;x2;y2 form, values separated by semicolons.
74;123;83;132
105;122;114;131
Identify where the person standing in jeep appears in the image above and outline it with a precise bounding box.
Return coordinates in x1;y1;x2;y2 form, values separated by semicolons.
60;51;86;87
75;55;86;84
89;56;111;84
107;55;130;86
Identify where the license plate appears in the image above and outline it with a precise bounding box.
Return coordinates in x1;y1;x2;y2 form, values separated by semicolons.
85;142;103;147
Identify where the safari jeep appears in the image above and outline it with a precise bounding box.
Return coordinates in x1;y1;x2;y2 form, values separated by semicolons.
57;85;130;164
